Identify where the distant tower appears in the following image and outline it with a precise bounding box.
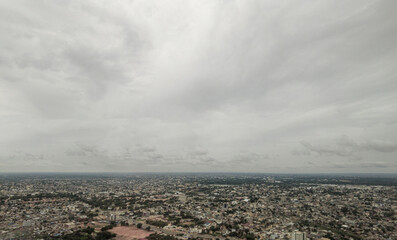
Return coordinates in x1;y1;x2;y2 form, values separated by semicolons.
290;231;306;240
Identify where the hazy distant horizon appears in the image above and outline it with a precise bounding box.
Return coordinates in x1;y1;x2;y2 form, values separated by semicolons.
1;171;397;177
1;1;397;173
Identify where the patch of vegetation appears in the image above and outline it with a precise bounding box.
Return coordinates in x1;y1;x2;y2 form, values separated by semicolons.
147;233;177;240
146;220;168;228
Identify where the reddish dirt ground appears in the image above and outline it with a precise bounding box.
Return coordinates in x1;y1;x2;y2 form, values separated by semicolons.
109;226;154;240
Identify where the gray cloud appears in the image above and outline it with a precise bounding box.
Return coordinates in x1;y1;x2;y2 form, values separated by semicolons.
188;147;209;157
359;140;397;152
1;0;397;172
229;151;270;166
300;140;354;157
331;161;397;169
66;144;107;157
298;135;397;159
135;145;157;153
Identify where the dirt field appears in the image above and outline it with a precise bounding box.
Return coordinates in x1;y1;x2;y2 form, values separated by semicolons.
109;226;154;240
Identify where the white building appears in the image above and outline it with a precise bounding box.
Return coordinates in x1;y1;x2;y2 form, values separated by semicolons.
290;231;306;240
178;193;187;202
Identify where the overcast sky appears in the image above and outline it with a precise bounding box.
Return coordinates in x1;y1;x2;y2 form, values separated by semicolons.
1;0;397;173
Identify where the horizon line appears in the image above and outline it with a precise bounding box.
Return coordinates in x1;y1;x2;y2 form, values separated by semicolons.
0;171;396;176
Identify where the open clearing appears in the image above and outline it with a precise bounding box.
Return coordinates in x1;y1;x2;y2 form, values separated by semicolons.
109;226;153;240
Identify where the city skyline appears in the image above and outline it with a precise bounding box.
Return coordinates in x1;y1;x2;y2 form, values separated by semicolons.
1;1;397;173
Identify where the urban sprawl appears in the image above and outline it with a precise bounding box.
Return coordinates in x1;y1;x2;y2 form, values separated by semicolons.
0;174;396;240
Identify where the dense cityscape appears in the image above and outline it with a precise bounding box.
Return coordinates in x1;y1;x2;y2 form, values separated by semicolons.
2;0;397;240
0;173;396;240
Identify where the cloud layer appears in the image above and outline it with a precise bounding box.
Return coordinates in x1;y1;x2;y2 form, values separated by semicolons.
1;0;397;172
295;135;397;159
